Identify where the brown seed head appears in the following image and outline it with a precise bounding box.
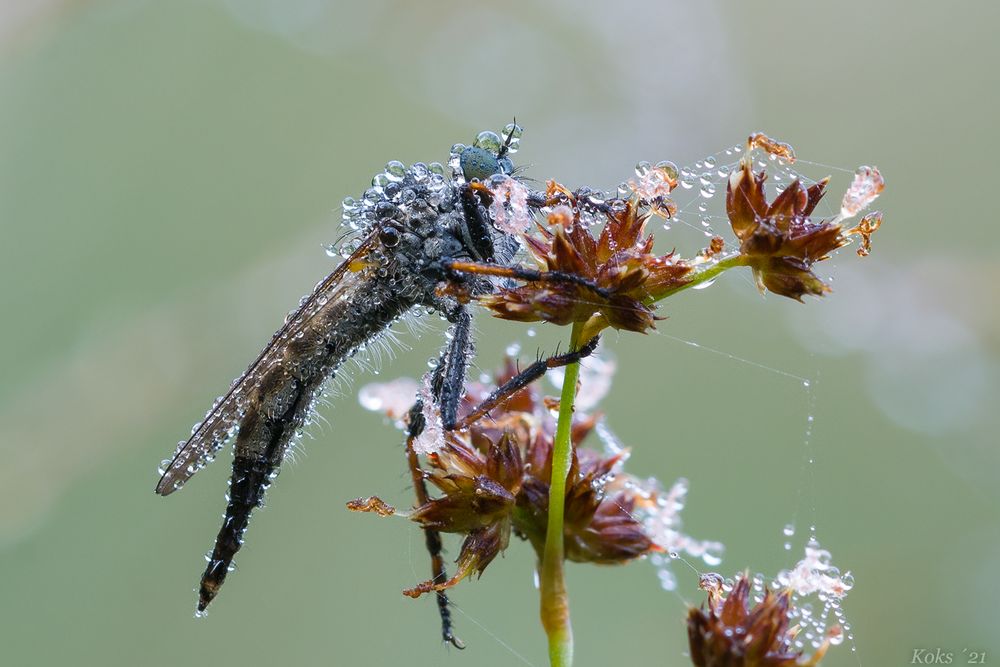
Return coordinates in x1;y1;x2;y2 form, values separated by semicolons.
481;190;693;333
688;574;831;667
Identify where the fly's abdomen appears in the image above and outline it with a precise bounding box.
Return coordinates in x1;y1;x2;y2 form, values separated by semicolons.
198;280;412;611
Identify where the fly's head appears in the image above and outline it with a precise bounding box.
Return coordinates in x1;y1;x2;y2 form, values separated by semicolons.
454;123;522;182
338;124;527;303
447;122;527;267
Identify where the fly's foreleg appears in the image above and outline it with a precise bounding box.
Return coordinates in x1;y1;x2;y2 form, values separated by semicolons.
445;260;613;300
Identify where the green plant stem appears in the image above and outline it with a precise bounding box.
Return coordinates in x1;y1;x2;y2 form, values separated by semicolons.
540;320;585;667
538;253;747;664
649;252;749;303
579;253;749;342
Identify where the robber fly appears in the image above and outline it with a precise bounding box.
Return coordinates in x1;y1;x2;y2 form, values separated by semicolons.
156;124;606;635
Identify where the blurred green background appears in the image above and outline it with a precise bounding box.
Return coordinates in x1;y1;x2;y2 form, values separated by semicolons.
2;1;997;666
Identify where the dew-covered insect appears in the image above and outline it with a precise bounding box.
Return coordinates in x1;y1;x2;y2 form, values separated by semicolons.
155;123;605;638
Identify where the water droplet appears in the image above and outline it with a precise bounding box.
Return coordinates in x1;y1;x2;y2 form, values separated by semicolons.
474;130;502;153
655;160;679;182
702;543;724;566
384;160;406;182
783;523;796;537
502;123;523;153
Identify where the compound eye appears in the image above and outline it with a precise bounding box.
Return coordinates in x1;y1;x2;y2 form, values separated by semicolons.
460;146;500;182
378;225;401;248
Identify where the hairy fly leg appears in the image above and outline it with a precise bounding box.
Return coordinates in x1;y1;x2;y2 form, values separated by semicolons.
453;335;601;431
437;309;474;431
404;398;465;649
445;260;613;300
404;308;474;649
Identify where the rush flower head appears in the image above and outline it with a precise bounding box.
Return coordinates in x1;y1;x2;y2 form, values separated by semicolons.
726;133;885;301
402;431;524;597
481;183;694;333
688;574;830;667
356;352;717;596
688;539;853;667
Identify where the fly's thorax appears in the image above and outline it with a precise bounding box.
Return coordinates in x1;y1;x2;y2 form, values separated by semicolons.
355;179;511;298
338;127;528;306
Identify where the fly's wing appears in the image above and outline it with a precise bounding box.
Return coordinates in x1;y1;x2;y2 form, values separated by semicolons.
155;234;379;496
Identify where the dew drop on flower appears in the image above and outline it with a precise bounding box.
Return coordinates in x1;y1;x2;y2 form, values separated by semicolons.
656;160;679;182
634;160;652;178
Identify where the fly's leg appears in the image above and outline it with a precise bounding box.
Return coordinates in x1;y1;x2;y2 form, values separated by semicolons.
404;399;465;649
444;260;612;300
437;308;474;431
453;334;600;431
406;307;473;648
407;311;598;647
